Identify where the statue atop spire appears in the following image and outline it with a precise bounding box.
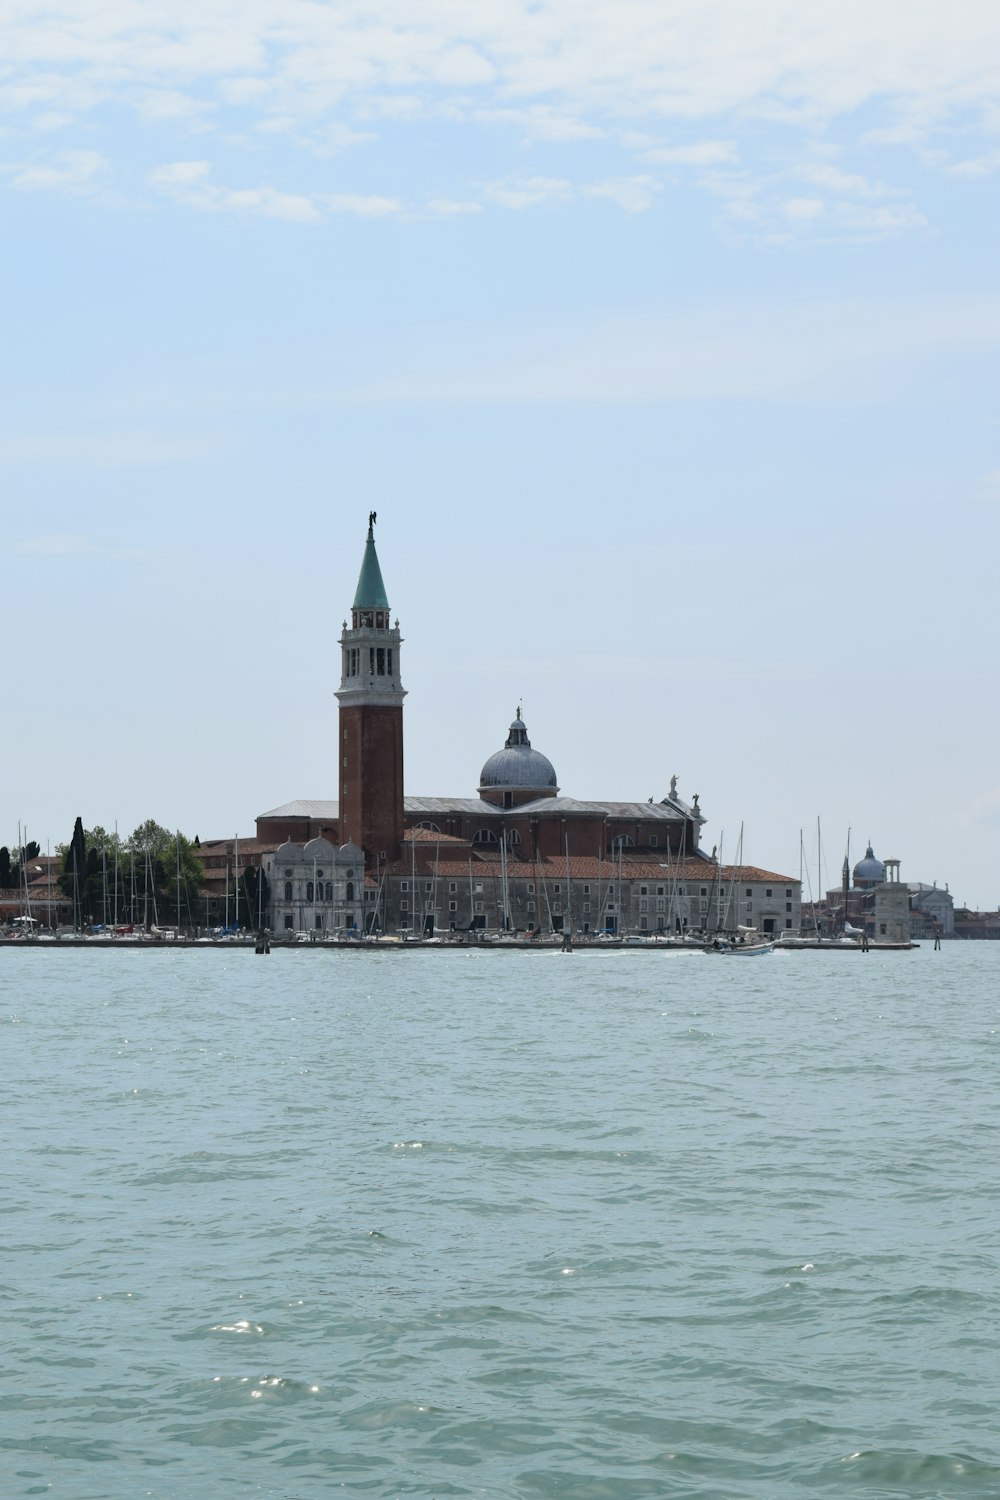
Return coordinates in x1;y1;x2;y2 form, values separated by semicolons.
368;509;377;534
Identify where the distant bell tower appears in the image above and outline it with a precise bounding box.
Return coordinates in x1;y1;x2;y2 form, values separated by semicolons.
336;514;405;870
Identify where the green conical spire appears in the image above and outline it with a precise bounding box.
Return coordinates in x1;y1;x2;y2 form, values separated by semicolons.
352;516;389;611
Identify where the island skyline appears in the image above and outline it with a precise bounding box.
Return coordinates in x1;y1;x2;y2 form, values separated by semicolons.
2;3;998;905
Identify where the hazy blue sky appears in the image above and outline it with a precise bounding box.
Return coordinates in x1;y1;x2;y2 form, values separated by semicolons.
2;1;999;905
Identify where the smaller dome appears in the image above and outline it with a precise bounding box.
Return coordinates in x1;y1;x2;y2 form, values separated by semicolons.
479;712;558;792
853;844;886;887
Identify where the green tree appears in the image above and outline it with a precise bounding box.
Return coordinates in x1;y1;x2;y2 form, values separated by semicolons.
57;819;205;929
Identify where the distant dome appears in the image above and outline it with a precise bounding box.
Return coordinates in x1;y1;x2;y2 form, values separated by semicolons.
479;712;558;792
853;844;886;887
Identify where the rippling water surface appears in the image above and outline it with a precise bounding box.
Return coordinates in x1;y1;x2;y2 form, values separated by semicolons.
4;944;1000;1498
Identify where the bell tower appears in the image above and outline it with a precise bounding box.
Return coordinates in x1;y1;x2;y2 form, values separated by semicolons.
336;514;405;870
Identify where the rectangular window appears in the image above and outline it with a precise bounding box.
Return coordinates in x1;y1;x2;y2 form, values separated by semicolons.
745;887;752;897
639;899;648;913
425;882;432;892
376;647;385;675
474;883;483;894
786;919;792;928
607;902;615;912
527;883;535;894
640;885;648;896
448;882;457;893
387;650;393;675
400;899;409;911
553;902;561;915
284;915;293;930
401;880;408;891
786;889;792;897
553;884;561;894
765;888;772;898
474;900;484;913
449;901;457;912
656;898;666;912
640;916;647;930
527;901;535;913
656;886;664;896
369;646;375;675
650;835;658;848
583;884;590;895
786;902;792;913
425;900;434;912
583;902;591;912
700;887;708;897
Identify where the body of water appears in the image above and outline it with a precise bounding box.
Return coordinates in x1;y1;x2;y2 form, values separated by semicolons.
3;944;999;1498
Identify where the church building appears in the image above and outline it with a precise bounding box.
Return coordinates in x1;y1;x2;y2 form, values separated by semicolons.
256;519;801;937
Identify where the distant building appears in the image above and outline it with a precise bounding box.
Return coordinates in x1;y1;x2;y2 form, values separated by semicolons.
908;882;954;938
209;517;800;935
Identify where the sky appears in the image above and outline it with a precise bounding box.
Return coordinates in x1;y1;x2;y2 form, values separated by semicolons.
2;0;999;906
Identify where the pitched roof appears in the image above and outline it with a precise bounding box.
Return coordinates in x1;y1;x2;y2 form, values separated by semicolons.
353;530;390;610
257;800;340;820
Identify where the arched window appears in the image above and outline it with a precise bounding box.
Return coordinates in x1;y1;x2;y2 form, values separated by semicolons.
325;882;333;901
473;828;498;845
416;821;440;833
346;881;354;902
610;835;634;853
306;881;314;902
284;882;292;901
505;829;521;847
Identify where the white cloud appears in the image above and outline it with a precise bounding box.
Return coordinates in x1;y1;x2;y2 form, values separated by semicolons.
426;196;482;216
16;534;94;556
583;174;661;213
4;148;108;194
484;175;573;209
321;191;401;217
149;161;400;221
2;3;998;142
0;431;215;466
1;2;998;230
475;105;604;142
784;197;825;220
798;163;896;199
947;150;1000;178
643;140;739;166
149;160;320;220
301;295;1000;405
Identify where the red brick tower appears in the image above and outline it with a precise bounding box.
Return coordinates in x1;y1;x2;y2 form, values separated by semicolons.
336;515;405;870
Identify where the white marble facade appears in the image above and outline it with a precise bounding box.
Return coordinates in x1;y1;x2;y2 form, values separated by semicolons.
265;837;366;935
